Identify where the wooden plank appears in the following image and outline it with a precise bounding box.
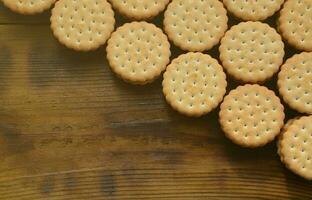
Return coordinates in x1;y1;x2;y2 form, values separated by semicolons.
0;4;50;24
0;4;311;200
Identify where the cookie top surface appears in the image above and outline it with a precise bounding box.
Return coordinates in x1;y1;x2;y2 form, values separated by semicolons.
163;52;227;117
219;21;284;83
51;0;115;51
219;84;285;147
278;52;312;114
2;0;56;14
107;22;171;84
109;0;170;20
279;0;312;51
223;0;284;21
279;116;312;180
277;119;296;158
164;0;228;52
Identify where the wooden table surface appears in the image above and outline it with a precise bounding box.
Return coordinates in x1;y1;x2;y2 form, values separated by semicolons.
0;3;311;200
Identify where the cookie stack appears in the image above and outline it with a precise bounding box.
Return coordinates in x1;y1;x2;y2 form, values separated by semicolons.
2;0;312;180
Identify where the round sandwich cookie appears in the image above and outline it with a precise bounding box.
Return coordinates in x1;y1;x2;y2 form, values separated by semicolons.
223;0;284;21
219;21;284;83
107;22;171;85
278;52;312;114
219;84;285;148
279;0;312;52
2;0;57;15
278;116;312;180
164;0;228;52
277;118;299;162
162;52;227;117
109;0;170;20
51;0;115;51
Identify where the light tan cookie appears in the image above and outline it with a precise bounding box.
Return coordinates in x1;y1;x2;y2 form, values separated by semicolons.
278;116;312;180
50;0;115;51
219;84;285;148
279;0;312;52
162;52;227;117
278;52;312;114
219;21;284;83
108;0;170;20
107;22;171;85
277;118;298;160
164;0;228;52
2;0;57;15
223;0;284;21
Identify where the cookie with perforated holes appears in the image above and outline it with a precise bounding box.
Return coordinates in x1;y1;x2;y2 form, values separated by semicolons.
278;52;312;114
2;0;57;15
278;116;312;180
162;52;227;117
107;22;171;85
277;118;300;162
223;0;284;21
164;0;228;52
108;0;170;20
51;0;115;51
219;84;285;148
219;21;284;83
278;0;312;51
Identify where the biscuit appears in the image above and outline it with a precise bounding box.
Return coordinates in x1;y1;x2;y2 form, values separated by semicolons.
219;21;284;83
278;52;312;114
2;0;57;15
162;52;227;117
278;116;312;180
50;0;115;51
223;0;284;21
107;22;171;85
219;84;285;148
277;118;299;162
278;0;312;52
164;0;228;52
108;0;170;20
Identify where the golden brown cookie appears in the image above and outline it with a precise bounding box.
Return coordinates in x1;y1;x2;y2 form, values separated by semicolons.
278;116;312;180
164;0;228;52
107;22;171;85
223;0;284;21
278;52;312;114
279;0;312;51
219;84;285;148
2;0;57;15
108;0;170;20
219;21;284;83
163;52;227;117
51;0;115;51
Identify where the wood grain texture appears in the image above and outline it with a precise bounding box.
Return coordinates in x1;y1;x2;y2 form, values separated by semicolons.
0;3;311;200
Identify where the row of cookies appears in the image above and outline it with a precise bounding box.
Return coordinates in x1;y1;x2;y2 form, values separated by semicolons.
1;0;169;19
277;0;312;180
2;0;311;52
276;52;312;181
0;0;285;21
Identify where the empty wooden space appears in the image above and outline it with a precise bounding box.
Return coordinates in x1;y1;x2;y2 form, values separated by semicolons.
0;4;311;200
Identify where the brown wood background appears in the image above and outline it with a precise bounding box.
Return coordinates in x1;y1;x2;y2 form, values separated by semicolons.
0;3;311;200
